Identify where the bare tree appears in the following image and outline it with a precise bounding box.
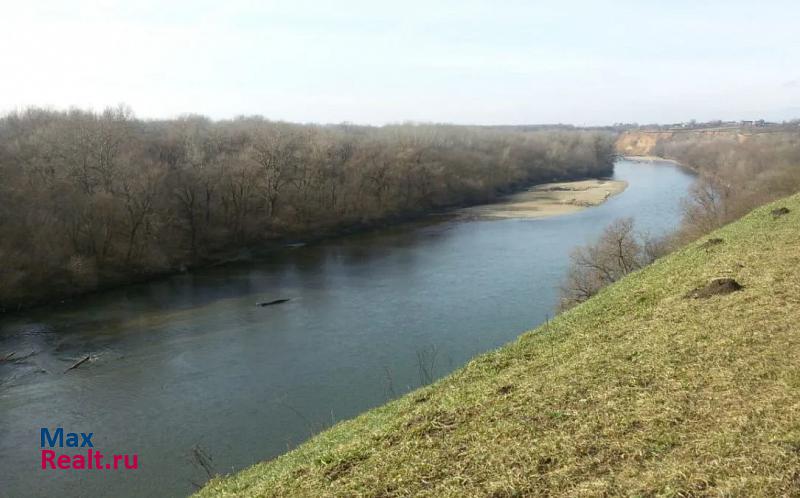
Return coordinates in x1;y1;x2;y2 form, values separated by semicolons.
0;107;619;309
559;218;649;310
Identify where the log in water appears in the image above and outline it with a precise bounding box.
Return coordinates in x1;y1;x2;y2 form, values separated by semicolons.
0;159;694;498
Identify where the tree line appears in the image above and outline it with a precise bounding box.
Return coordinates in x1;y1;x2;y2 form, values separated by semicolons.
560;130;800;309
0;107;616;310
655;131;800;240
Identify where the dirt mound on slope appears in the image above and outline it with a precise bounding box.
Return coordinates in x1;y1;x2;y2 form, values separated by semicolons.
771;207;790;218
699;238;724;250
685;278;743;299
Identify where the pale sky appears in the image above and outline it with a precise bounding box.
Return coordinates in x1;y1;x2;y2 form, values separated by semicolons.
1;0;798;125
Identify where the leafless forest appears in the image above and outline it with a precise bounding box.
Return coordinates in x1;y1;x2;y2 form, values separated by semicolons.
657;132;800;239
0;107;616;310
560;130;800;308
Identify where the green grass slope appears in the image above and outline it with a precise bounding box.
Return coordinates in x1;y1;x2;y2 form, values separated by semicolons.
197;195;800;497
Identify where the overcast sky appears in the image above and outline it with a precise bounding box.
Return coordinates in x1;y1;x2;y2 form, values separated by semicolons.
1;0;798;125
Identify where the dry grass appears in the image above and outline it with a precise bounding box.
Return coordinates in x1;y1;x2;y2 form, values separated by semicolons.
197;194;800;497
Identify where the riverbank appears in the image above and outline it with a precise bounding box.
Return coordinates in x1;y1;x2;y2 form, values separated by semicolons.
0;172;613;317
622;154;680;165
622;155;699;177
459;178;627;219
197;192;800;497
0;160;696;498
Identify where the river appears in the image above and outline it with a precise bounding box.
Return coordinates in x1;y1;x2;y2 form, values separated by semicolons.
0;159;694;498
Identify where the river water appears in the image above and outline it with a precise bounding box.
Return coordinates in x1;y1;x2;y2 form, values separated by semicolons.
0;159;694;497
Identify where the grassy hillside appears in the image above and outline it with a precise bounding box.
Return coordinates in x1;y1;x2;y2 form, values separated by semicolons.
197;195;800;497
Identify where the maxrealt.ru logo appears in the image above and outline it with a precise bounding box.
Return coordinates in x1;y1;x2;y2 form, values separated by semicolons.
40;428;138;470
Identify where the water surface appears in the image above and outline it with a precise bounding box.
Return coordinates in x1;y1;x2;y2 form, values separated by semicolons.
0;159;694;497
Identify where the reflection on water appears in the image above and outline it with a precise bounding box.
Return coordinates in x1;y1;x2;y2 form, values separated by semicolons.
0;160;694;498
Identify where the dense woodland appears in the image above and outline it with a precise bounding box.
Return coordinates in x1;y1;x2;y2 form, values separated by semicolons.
0;107;615;309
560;130;800;308
655;132;800;240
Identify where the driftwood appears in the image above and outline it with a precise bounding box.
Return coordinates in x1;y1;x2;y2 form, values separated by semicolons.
2;351;37;363
64;355;91;373
256;298;290;307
